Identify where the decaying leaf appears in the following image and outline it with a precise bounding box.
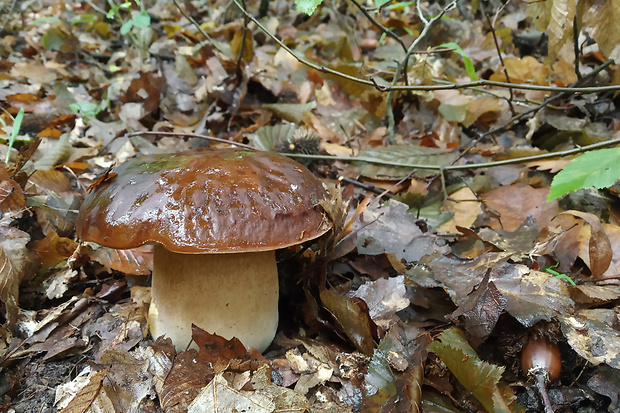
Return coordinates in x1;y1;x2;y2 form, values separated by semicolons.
449;270;508;342
59;369;111;413
347;275;410;331
320;288;376;355
188;365;309;413
428;256;575;327
351;145;458;179
559;210;612;277
0;247;20;338
560;310;620;369
353;200;449;262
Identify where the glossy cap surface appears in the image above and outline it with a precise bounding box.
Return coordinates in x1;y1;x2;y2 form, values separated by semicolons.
76;148;332;253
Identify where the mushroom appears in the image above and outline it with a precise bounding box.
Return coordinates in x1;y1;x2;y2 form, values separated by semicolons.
75;148;332;352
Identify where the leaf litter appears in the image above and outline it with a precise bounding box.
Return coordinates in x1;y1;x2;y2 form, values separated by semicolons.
0;0;619;412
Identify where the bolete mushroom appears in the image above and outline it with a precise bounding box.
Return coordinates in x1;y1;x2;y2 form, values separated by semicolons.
75;148;332;352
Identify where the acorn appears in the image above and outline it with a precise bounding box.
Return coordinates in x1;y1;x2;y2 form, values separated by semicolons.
521;335;562;382
521;334;561;413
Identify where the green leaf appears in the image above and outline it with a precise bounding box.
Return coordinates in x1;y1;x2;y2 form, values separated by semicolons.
295;0;323;15
131;12;151;28
375;0;391;7
5;108;24;164
440;42;477;81
120;20;133;35
548;147;620;201
33;17;62;25
427;327;513;413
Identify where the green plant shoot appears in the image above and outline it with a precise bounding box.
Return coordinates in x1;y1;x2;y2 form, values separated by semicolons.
544;263;576;286
5;108;24;164
440;42;477;81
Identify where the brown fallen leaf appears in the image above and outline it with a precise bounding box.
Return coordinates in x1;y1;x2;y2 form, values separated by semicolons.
59;369;111;413
558;210;612;278
320;288;376;355
482;183;560;232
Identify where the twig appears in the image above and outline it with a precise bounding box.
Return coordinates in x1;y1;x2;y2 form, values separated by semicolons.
348;0;407;53
172;0;226;54
236;0;249;68
486;14;515;116
284;136;620;171
229;0;618;95
339;176;394;198
124;131;260;151
386;0;457;143
0;0;18;34
453;58;615;163
573;14;581;79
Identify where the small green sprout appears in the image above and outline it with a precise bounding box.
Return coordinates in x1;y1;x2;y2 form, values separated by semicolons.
544;263;576;286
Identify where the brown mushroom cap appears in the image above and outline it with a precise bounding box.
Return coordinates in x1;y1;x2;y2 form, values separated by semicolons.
76;148;331;253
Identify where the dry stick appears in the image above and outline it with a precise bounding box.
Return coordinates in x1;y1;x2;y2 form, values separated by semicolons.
229;0;619;94
236;0;249;68
286;136;620;170
349;0;408;53
453;58;614;164
386;0;457;144
486;14;515;116
171;0;226;55
124;131;260;151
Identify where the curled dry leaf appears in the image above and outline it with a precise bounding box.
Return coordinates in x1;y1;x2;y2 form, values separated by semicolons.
557;210;612;277
0;163;26;218
320;288;376;355
0;247;20;335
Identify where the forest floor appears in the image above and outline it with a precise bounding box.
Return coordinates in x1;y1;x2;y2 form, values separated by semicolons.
0;0;619;412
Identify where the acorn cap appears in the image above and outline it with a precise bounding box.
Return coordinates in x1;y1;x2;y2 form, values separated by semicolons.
76;148;332;253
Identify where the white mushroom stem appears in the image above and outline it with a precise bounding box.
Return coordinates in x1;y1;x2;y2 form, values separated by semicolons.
148;245;279;352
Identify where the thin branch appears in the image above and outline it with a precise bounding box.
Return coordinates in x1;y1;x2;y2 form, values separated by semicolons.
124;131;260;151
486;14;515;116
348;0;407;53
454;58;614;163
229;0;618;95
283;136;620;171
386;0;457;143
172;0;226;54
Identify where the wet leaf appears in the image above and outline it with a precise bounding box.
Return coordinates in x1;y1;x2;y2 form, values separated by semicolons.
351;145;458;179
428;256;574;327
559;210;612;277
560;310;620;369
353;200;449;262
348;275;410;331
450;270;508;342
320;288;376;355
427;327;514;413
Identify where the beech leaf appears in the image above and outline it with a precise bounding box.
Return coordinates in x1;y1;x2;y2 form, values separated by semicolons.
427;328;514;413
